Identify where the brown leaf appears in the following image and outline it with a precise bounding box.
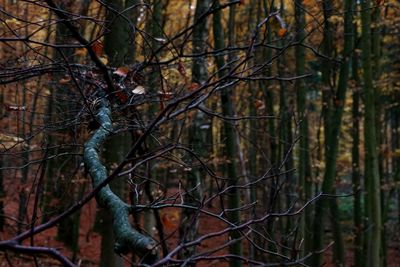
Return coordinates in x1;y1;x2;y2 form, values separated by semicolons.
0;133;26;150
99;56;108;65
161;210;180;230
59;77;71;84
91;40;103;56
277;28;287;38
158;91;174;100
254;99;265;110
113;66;129;78
178;60;187;78
188;82;200;91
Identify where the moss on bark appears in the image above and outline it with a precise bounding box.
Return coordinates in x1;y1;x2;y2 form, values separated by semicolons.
83;99;157;262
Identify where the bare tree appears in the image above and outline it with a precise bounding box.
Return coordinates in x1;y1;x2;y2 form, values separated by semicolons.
0;1;326;266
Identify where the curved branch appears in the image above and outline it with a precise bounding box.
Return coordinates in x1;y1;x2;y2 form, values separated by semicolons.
0;242;75;267
83;98;157;261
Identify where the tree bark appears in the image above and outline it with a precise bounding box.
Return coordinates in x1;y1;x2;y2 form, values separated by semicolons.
178;0;211;264
361;0;382;266
213;1;243;266
294;0;313;257
351;20;363;267
84;99;157;263
96;1;133;266
310;0;353;265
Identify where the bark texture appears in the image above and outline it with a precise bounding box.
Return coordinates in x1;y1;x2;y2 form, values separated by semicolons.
84;99;157;262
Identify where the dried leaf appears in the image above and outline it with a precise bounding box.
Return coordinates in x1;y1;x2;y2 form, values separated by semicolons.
132;85;146;94
5;18;22;26
254;99;265;110
113;66;129;77
302;0;315;6
188;82;200;91
59;77;71;84
4;104;26;111
177;60;187;77
277;28;287;37
161;213;175;229
99;56;108;65
91;40;103;56
154;37;167;43
161;210;180;230
158;91;174;100
0;133;26;150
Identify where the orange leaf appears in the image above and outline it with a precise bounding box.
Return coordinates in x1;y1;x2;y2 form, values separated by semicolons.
188;82;200;91
91;40;103;56
161;214;173;229
161;210;180;230
302;0;314;6
113;66;129;77
277;28;287;38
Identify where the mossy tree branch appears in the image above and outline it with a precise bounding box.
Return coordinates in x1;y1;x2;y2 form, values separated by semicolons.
83;99;157;261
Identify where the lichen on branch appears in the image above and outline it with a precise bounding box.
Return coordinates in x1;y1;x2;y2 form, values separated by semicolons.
83;98;157;261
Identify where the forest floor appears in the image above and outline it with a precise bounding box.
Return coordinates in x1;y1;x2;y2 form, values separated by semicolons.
0;181;400;266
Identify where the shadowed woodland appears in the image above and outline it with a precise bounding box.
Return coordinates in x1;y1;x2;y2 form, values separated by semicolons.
0;0;400;266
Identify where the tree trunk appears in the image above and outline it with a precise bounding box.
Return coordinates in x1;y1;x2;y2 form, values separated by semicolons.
143;0;167;258
371;5;386;266
178;0;211;264
212;1;242;265
294;0;313;257
125;0;141;64
361;0;382;266
310;0;353;265
351;20;363;267
96;1;133;266
38;2;82;257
